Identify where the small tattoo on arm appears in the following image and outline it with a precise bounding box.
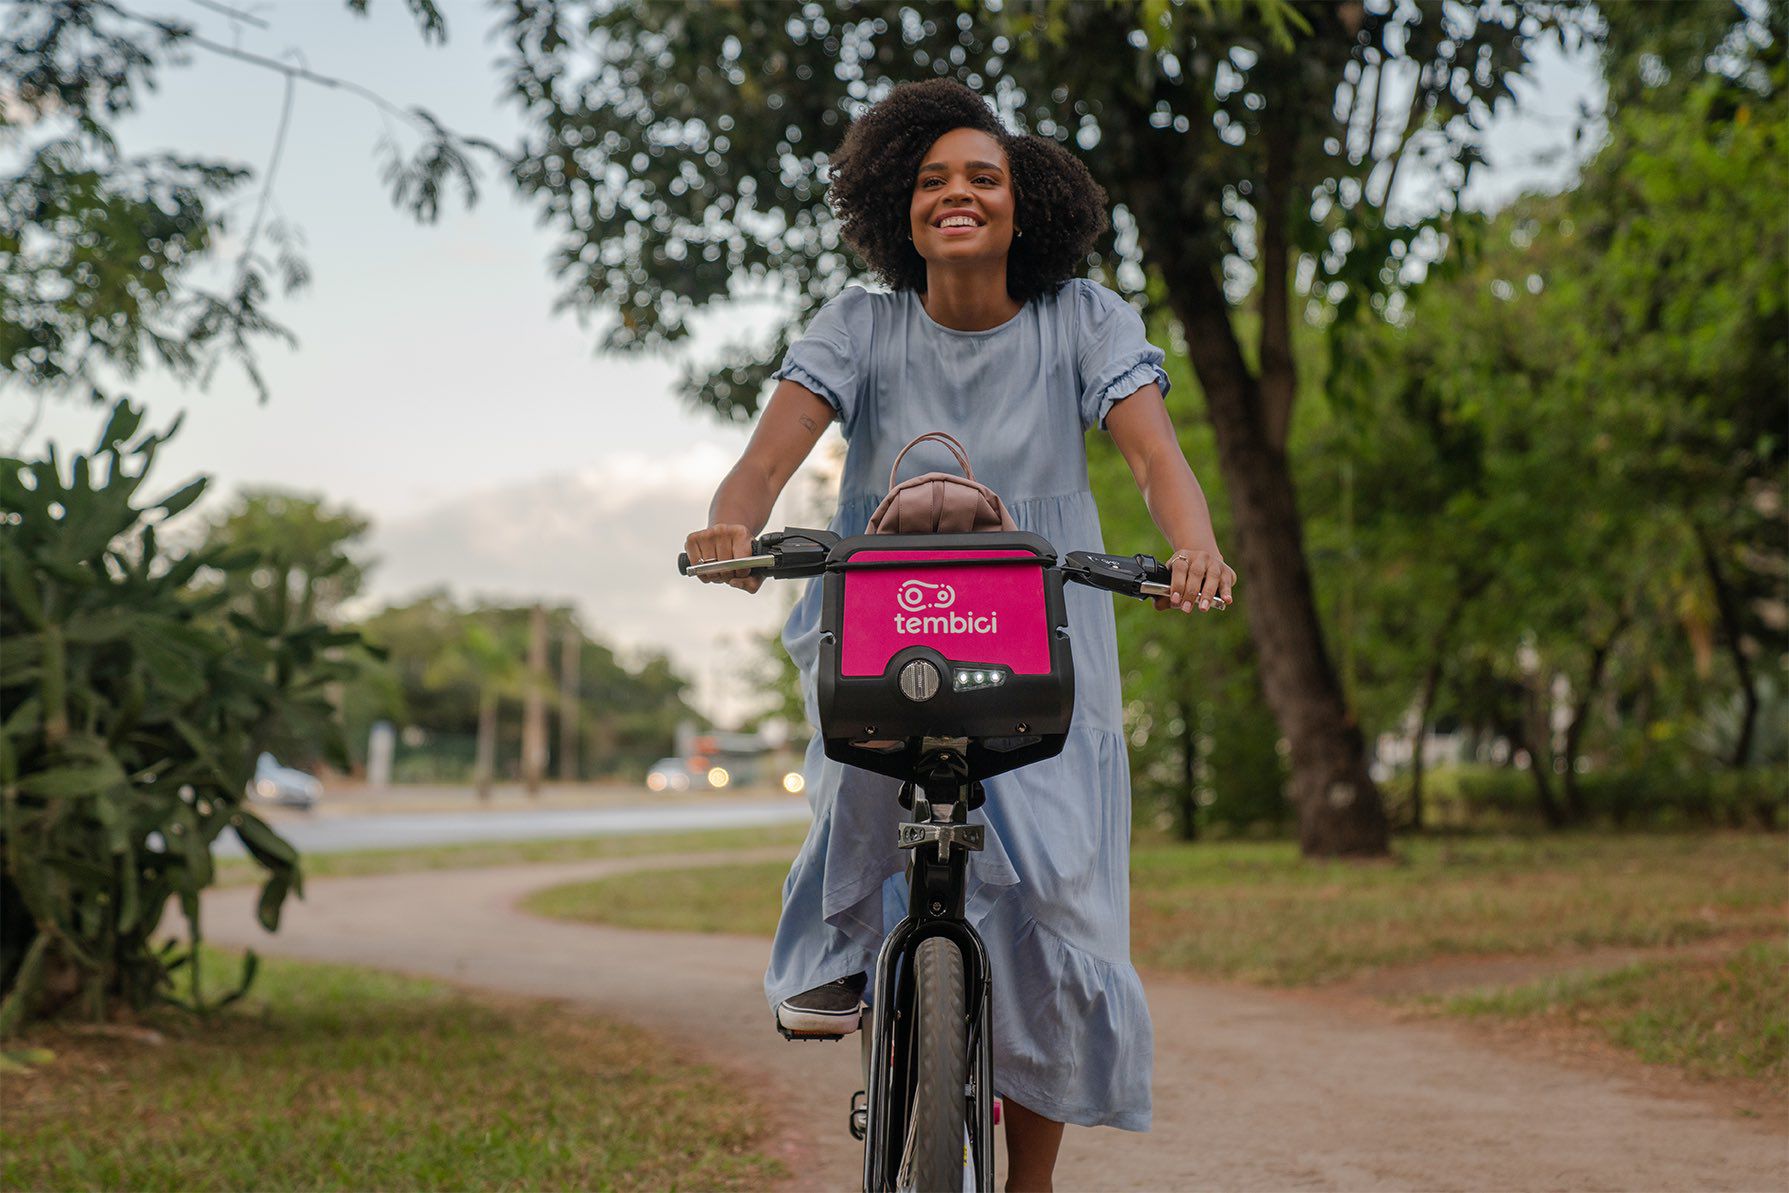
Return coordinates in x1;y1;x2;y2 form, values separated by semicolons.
799;415;820;433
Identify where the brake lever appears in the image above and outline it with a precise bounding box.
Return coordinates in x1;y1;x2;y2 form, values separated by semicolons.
682;554;775;576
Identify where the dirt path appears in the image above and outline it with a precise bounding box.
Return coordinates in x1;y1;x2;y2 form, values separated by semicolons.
203;854;1788;1191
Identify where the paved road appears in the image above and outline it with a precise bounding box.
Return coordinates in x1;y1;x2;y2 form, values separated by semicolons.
216;798;810;856
204;855;1789;1192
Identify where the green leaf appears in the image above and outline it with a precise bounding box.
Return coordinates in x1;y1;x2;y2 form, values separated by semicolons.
96;401;144;453
16;761;127;798
62;611;135;645
256;871;294;933
0;544;45;627
232;810;299;869
2;693;41;736
213;950;259;1009
0;634;42;685
114;840;142;934
154;478;207;519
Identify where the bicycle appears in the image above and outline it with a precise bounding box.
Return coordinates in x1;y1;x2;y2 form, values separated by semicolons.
681;527;1176;1193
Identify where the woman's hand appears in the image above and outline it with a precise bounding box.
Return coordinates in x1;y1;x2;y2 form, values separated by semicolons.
684;523;763;593
1155;547;1236;614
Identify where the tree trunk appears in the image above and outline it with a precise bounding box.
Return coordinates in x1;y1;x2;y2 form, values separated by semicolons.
1561;613;1631;821
559;624;581;782
1156;265;1388;856
1175;694;1199;842
1500;685;1565;829
1695;525;1759;768
474;689;497;802
1412;581;1487;830
522;603;549;796
1410;657;1443;832
1116;46;1387;857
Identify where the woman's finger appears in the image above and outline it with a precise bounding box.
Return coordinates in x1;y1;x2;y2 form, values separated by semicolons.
1170;553;1197;613
1219;565;1236;606
1195;560;1222;611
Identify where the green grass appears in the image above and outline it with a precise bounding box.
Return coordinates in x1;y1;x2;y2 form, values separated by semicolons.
1442;939;1789;1092
1127;831;1787;985
523;858;793;935
524;831;1787;986
215;821;809;887
1;952;784;1192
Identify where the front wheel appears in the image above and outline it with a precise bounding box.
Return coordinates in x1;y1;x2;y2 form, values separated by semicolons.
896;936;969;1193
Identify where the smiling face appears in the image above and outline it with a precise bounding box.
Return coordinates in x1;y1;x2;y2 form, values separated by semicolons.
908;127;1016;271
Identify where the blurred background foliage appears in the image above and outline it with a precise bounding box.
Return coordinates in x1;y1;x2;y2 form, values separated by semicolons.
1095;6;1787;836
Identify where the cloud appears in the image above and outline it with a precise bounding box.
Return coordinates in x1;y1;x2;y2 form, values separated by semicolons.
363;443;835;723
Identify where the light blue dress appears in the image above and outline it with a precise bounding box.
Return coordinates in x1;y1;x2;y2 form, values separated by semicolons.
765;278;1168;1132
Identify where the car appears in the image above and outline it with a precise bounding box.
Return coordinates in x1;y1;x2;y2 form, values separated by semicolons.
645;757;693;792
246;752;322;809
645;757;735;793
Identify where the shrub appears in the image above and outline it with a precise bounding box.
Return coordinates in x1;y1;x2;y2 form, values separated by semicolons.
1384;763;1787;831
1;403;357;1030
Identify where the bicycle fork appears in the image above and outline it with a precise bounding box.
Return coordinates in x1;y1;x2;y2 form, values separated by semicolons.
858;780;996;1193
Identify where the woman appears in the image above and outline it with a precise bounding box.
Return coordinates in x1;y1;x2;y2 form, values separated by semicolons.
684;78;1234;1190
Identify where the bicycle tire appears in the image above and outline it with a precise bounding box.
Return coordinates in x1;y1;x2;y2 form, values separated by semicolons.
896;937;970;1193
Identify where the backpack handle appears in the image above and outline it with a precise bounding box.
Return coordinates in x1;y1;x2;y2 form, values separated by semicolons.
888;431;976;490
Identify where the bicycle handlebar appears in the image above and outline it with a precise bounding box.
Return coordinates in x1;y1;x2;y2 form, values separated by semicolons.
678;528;1206;604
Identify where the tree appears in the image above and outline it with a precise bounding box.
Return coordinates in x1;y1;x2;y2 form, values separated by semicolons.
351;594;703;784
202;490;373;626
2;0;494;422
423;612;528;800
496;0;1589;854
1321;0;1785;824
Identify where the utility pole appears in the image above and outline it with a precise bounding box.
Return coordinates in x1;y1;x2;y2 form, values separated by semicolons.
523;603;549;796
559;619;580;782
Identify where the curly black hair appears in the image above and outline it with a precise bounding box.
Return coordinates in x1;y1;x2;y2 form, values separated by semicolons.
826;78;1109;302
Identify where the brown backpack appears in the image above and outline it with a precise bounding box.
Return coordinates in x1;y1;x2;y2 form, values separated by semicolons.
866;432;1017;535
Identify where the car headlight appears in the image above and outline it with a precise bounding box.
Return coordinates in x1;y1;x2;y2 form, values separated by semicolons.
646;772;667;792
255;779;277;799
782;772;805;794
707;767;730;789
670;772;689;790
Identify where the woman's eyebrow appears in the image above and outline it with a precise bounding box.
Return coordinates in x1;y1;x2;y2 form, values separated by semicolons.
917;160;1006;174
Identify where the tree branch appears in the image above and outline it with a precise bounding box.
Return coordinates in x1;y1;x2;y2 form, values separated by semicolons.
1373;62;1431;210
110;4;508;158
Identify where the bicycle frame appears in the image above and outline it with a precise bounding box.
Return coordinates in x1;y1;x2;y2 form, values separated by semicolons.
861;769;995;1193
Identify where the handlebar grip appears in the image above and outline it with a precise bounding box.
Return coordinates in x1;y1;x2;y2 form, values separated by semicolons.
1061;551;1175;600
678;528;840;580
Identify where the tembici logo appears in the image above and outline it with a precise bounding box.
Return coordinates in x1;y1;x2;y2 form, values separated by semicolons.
897;579;955;611
893;578;997;635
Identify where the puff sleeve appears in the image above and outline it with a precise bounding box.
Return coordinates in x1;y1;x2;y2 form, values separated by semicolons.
771;286;874;437
1074;279;1171;430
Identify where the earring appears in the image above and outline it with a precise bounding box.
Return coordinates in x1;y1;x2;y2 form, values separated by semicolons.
1016;228;1024;238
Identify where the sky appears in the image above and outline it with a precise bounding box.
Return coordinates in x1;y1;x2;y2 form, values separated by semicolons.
15;0;1604;725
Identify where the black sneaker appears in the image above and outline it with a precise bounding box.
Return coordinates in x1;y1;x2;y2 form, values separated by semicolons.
776;973;867;1039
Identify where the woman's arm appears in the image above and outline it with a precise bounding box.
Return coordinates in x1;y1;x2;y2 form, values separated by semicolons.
1103;383;1237;613
684;379;836;593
